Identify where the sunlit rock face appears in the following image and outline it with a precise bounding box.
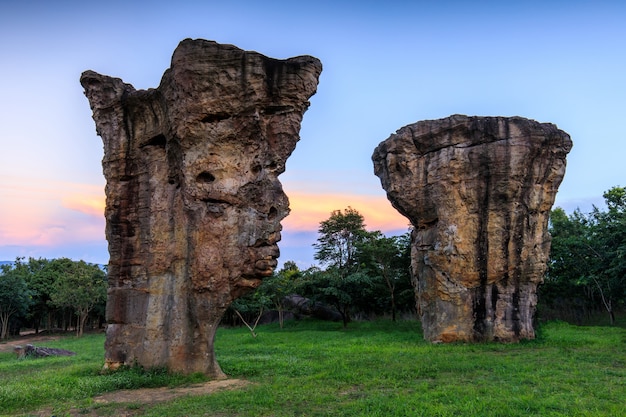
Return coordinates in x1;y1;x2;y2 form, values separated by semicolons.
81;39;321;376
372;115;572;342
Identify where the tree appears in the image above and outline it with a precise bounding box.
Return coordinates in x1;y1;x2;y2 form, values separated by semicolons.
229;290;271;338
359;231;412;321
310;207;373;327
297;266;374;327
585;186;626;324
545;187;626;325
48;258;107;336
255;261;300;329
542;208;593;322
0;261;32;340
314;206;368;272
22;257;55;333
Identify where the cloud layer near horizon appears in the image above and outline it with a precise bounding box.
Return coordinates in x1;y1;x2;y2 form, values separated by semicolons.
0;176;104;246
0;174;409;261
284;191;409;232
0;175;609;268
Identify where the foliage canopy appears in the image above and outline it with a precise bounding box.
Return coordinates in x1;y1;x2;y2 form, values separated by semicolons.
543;186;626;324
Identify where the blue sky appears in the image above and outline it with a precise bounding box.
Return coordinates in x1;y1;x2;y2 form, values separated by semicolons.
0;1;624;268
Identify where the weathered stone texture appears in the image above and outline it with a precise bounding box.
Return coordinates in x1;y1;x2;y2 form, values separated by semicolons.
372;115;572;342
81;39;321;376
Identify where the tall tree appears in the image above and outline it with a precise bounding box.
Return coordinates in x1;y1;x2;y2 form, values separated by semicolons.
48;258;107;336
311;207;372;327
22;257;55;333
0;260;32;340
314;206;368;273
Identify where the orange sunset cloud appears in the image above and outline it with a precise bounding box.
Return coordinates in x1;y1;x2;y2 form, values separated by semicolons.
283;191;410;233
1;172;409;249
62;195;105;217
57;190;410;234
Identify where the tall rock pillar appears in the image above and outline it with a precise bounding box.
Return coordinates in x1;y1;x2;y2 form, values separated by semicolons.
81;39;321;376
372;115;572;342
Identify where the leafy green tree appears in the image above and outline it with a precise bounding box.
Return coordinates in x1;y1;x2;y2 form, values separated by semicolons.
21;257;56;333
585;187;626;324
545;208;591;287
0;261;32;339
314;206;368;272
545;187;626;325
309;207;374;327
226;261;301;333
229;290;271;338
297;266;374;327
359;231;412;321
542;208;593;322
47;258;107;336
255;261;300;328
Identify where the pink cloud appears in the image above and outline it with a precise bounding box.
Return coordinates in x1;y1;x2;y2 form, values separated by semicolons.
0;176;105;247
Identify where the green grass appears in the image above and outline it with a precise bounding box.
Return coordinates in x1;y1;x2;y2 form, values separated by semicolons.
0;333;206;415
1;320;625;416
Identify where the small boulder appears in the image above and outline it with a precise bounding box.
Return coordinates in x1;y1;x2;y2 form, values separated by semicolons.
14;344;76;359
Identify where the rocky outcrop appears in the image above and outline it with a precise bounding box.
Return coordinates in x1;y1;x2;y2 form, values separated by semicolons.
282;294;343;322
80;39;321;376
372;115;572;342
14;344;76;359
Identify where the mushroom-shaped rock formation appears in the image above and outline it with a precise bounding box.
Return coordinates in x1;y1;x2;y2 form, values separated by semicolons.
81;39;321;376
372;115;572;342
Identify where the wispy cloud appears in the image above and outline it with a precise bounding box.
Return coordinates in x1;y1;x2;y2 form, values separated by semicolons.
0;175;105;246
62;195;105;217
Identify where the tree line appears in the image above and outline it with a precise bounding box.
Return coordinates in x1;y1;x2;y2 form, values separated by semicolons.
0;257;106;339
540;186;626;325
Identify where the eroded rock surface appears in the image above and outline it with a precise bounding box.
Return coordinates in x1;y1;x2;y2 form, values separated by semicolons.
372;115;572;342
81;39;321;376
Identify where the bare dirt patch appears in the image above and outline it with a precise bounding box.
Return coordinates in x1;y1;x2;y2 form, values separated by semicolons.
22;379;249;417
93;378;249;405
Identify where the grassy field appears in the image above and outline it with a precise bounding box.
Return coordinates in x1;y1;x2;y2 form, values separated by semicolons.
0;319;625;416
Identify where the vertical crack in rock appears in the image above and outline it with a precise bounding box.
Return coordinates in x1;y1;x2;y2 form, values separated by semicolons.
473;150;491;340
372;115;572;342
81;39;321;376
